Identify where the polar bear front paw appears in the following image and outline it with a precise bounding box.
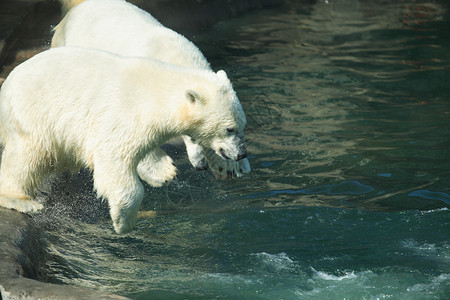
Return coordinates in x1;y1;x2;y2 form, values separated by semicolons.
137;149;178;187
152;159;177;187
183;135;208;170
190;152;208;171
204;148;251;179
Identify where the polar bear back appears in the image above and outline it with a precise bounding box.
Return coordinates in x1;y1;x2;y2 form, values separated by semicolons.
0;49;130;166
52;0;210;70
0;48;237;169
1;49;120;137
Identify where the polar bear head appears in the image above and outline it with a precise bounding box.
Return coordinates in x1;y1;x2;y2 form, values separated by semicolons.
183;70;247;162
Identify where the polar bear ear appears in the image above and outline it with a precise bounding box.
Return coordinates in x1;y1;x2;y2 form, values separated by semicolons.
185;90;202;105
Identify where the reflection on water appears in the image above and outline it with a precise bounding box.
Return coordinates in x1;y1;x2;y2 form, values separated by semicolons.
193;0;450;212
22;0;450;298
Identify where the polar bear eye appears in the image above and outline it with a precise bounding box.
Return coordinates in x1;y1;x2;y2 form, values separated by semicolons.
226;128;235;134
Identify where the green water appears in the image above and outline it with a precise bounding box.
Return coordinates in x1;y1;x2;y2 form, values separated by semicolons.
37;0;449;298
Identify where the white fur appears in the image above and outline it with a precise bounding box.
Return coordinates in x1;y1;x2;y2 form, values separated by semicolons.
52;0;250;178
0;48;246;233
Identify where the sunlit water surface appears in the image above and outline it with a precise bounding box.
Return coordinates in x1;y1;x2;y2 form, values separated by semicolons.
31;0;449;299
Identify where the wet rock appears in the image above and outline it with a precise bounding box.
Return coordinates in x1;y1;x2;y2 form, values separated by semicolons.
0;208;131;299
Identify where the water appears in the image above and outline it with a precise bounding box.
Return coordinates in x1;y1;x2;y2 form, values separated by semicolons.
28;0;450;298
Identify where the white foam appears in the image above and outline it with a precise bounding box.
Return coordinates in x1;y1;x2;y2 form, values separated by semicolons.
407;273;449;293
421;207;449;214
401;238;449;260
311;267;357;281
252;252;295;271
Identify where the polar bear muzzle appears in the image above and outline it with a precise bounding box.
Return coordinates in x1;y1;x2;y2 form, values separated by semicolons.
214;132;247;162
219;144;247;161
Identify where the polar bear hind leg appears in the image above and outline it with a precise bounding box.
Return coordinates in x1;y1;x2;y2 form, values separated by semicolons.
0;140;46;213
0;195;43;213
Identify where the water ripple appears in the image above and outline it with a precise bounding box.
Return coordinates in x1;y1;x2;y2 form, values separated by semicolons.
408;190;450;205
246;180;374;199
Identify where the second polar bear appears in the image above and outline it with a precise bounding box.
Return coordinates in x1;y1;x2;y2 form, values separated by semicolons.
0;47;247;233
53;0;250;181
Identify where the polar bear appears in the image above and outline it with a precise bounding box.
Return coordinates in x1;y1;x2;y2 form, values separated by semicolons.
52;0;250;180
0;47;247;233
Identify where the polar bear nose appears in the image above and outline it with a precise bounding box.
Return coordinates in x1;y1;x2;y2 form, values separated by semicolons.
237;149;247;161
219;144;247;161
237;152;247;161
236;143;247;161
